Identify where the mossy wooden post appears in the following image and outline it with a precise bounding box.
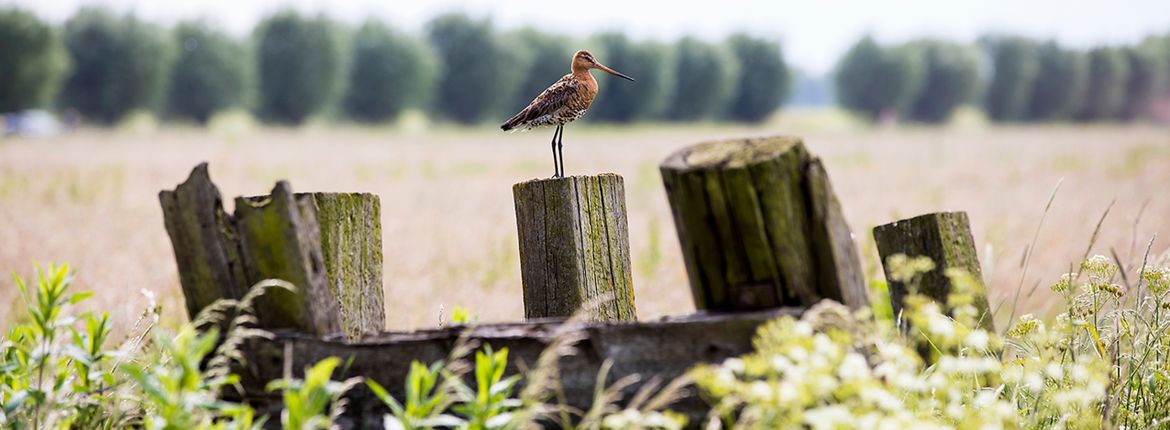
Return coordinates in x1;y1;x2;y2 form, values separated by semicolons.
513;174;636;321
160;163;385;340
301;193;385;340
660;136;868;311
235;183;341;335
873;211;994;331
159;163;246;319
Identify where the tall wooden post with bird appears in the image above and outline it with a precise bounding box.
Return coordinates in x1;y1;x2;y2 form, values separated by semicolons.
505;50;638;321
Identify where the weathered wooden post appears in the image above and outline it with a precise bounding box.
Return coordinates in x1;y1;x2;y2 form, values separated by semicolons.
873;211;994;331
660;136;868;311
513;174;636;321
160;163;385;340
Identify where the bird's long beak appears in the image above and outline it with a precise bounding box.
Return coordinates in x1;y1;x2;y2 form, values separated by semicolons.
595;62;635;82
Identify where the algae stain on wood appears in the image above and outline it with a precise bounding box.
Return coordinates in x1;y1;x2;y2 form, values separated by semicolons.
514;174;636;321
660;136;868;312
160;163;385;340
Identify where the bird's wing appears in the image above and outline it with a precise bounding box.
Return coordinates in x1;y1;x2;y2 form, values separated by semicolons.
501;75;579;130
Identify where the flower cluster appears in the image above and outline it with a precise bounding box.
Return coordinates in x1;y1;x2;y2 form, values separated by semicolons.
687;253;1170;429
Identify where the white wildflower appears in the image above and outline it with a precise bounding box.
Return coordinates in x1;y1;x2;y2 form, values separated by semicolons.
804;405;853;430
838;352;870;381
965;329;990;350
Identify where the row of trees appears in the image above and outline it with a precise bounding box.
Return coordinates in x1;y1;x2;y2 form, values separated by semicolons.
835;35;1170;123
5;6;1170;127
0;8;791;126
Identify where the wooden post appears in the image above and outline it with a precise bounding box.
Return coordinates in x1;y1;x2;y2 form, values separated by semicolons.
160;163;385;340
659;136;868;311
303;193;385;340
159;163;247;319
513;174;636;321
873;211;994;331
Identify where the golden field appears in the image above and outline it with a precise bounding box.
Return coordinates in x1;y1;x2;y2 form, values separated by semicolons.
2;121;1168;333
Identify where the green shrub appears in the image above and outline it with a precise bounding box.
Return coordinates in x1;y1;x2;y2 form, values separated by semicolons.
834;36;924;121
254;11;342;125
1120;42;1167;120
905;39;980;123
666;37;736;121
167;22;251;124
343;21;436;123
983;36;1040;122
0;8;70;112
426;13;517;124
1026;42;1088;121
59;8;175;124
1078;47;1130;121
723;34;790;123
589;33;672;123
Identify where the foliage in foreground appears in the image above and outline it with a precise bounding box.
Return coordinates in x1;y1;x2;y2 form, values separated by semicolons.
691;253;1170;429
3;251;1169;429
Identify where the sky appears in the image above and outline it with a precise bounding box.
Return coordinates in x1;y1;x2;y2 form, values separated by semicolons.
8;0;1170;75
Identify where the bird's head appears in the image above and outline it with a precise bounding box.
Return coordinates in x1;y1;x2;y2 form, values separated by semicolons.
572;50;635;82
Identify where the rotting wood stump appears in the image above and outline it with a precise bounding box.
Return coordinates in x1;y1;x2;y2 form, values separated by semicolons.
160;163;385;340
873;211;994;331
513;174;636;321
660;136;868;312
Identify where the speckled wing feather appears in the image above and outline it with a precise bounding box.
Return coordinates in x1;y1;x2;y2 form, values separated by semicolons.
501;75;580;131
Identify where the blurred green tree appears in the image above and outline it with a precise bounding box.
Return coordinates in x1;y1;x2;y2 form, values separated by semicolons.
1078;47;1130;121
589;33;672;123
834;36;924;121
667;37;736;121
60;8;175;124
1120;42;1167;120
502;28;572;116
0;8;70;113
427;13;517;124
906;39;980;123
167;22;251;124
343;21;437;123
983;37;1039;122
255;11;342;125
1025;42;1087;121
724;34;790;122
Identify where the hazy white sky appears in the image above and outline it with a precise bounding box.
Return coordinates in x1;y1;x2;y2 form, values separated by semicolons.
7;0;1170;74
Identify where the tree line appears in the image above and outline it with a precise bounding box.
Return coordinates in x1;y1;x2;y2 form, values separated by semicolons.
835;35;1170;123
2;6;1169;127
0;8;789;126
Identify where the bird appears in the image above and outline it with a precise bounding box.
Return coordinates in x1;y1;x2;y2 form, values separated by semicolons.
501;49;635;178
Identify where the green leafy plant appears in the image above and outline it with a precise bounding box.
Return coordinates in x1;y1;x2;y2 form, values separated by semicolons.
451;346;521;429
267;357;362;430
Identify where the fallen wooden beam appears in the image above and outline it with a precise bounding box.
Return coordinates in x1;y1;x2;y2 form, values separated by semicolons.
234;308;800;427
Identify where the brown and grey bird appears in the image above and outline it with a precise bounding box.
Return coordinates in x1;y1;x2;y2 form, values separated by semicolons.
501;49;634;178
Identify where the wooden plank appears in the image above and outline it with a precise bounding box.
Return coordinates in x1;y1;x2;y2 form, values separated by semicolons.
233;308;801;427
873;211;993;331
513;175;636;321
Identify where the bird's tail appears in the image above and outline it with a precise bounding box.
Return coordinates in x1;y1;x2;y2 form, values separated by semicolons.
500;111;527;131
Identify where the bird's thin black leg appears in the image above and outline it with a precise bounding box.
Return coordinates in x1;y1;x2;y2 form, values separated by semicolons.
550;126;561;178
557;125;566;178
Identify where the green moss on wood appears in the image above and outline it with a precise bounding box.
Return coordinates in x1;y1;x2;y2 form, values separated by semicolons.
514;174;636;321
660;136;868;312
873;211;993;331
161;164;384;340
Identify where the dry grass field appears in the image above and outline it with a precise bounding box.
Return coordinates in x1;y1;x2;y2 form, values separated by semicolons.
2;122;1168;334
